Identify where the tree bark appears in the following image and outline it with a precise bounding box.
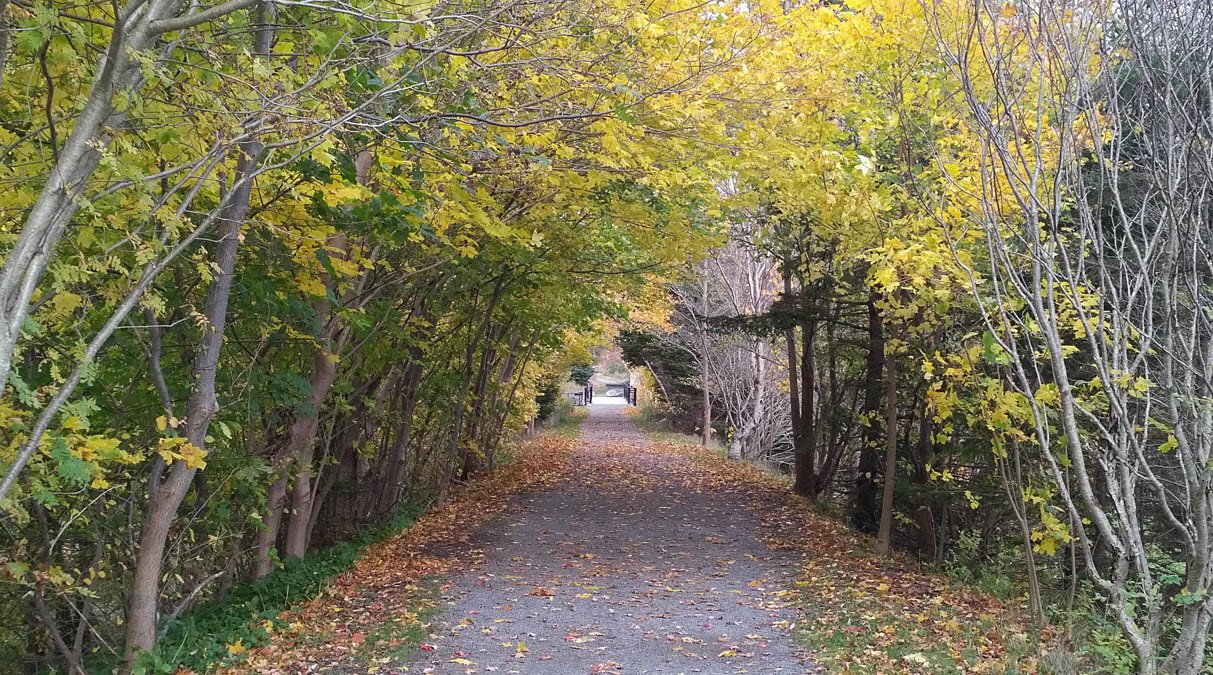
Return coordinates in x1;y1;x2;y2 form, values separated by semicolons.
700;272;712;447
124;13;273;655
439;277;505;504
279;149;376;560
913;403;937;560
853;295;884;532
875;333;898;556
123;135;260;668
783;260;806;486
282;342;342;559
792;317;817;496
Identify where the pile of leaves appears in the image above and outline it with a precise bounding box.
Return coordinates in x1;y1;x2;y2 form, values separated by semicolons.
652;440;1047;674
211;435;575;674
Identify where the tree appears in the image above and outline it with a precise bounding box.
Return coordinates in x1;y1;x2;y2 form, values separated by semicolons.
925;0;1213;669
0;0;758;666
570;364;596;387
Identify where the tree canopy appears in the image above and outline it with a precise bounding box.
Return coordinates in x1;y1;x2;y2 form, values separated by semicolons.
2;0;1213;672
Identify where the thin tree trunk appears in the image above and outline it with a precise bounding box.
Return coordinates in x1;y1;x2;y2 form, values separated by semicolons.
643;358;672;403
124;12;272;657
783;260;804;483
282;341;342;559
793;318;816;496
853;295;884;532
460;329;502;480
439;277;505;504
367;363;423;516
700;272;712;447
914;403;937;560
123;141;259;668
254;474;288;578
281;150;375;556
1002;442;1046;627
875;335;898;556
700;354;711;446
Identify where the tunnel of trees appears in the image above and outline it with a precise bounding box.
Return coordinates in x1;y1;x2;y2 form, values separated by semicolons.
1;0;1212;672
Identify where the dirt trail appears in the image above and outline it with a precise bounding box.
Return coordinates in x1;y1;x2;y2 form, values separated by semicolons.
405;404;814;674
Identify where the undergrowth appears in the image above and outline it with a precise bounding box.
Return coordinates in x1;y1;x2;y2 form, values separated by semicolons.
133;500;429;673
628;403;727;454
543;402;588;438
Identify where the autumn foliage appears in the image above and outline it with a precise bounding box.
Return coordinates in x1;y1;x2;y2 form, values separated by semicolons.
1;0;1212;671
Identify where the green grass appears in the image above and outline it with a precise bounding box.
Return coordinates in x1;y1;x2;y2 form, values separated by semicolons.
543;405;588;439
130;500;429;674
794;597;1037;674
348;578;444;665
630;404;728;454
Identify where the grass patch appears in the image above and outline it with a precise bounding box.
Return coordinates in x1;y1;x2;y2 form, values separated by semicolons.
543;405;588;439
794;582;1039;674
629;404;727;454
347;577;444;666
138;501;429;673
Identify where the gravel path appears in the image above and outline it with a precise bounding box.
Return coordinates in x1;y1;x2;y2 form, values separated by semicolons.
405;404;815;674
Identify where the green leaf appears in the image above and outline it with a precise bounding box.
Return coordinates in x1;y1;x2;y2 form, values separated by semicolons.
1159;434;1178;454
982;331;997;364
6;561;30;580
50;437;91;487
1174;588;1207;607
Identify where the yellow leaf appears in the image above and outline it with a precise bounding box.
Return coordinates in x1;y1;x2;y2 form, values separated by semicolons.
50;291;82;316
295;273;328;298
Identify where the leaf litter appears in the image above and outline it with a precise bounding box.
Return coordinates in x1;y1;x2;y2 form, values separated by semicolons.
213;405;1041;675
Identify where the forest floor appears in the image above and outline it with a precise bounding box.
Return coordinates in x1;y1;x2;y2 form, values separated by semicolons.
223;405;1043;675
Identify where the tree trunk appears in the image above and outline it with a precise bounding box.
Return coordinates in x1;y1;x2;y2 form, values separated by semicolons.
368;363;423;516
853;295;884;532
701;357;711;447
700;272;712;447
783;260;806;490
792;319;817;496
439;278;505;504
460;334;500;480
254;474;288;578
875;335;898;556
123;132;260;668
483;338;530;470
914;401;937;559
281;153;375;555
282;343;341;559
